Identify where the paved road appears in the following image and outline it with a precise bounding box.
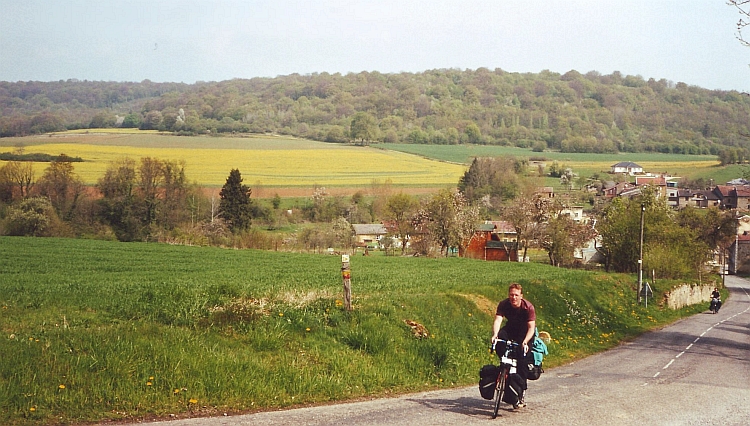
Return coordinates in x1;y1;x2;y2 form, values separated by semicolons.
141;276;750;426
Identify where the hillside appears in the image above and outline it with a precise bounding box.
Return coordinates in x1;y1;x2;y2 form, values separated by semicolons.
2;69;749;156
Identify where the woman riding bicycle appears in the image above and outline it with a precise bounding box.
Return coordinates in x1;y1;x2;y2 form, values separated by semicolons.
491;283;536;408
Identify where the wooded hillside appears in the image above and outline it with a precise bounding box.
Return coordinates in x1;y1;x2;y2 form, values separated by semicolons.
2;68;749;155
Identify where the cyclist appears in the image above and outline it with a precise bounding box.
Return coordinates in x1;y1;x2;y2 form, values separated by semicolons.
491;283;536;408
710;287;722;313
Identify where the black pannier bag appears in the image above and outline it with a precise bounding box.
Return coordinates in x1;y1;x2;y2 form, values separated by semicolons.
501;373;525;405
523;361;544;380
478;364;500;399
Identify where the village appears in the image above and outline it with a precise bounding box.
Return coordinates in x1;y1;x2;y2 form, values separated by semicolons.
350;161;750;274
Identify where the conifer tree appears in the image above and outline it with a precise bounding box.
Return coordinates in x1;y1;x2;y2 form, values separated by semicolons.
219;169;252;232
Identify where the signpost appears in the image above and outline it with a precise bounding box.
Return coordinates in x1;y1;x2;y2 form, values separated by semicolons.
640;281;653;307
341;254;352;311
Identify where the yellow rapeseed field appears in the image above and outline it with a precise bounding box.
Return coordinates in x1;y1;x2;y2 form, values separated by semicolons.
0;133;466;187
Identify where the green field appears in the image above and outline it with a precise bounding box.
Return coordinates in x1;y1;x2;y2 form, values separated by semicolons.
0;237;715;425
379;143;725;181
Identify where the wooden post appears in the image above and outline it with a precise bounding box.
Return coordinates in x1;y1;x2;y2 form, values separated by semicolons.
341;254;352;311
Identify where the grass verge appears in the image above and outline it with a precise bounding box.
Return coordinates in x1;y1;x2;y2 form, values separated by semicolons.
0;237;717;425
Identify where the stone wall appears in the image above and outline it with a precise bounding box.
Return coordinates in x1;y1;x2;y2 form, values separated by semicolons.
663;284;715;310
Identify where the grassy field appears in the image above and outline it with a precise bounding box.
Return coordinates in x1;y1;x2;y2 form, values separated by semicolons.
0;133;465;188
0;237;717;425
379;143;725;181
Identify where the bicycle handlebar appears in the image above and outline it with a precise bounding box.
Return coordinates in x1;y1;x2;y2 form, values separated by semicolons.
489;339;519;354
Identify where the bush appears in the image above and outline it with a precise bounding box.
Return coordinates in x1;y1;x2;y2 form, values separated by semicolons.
3;197;71;237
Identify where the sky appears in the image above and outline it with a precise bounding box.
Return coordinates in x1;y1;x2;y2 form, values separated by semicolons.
1;1;749;92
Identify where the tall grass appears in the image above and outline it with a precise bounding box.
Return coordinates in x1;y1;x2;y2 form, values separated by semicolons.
0;237;714;425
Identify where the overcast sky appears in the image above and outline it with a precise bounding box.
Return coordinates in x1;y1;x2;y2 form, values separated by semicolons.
1;1;749;91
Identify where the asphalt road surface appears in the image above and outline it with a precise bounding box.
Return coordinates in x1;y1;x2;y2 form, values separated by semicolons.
141;276;750;426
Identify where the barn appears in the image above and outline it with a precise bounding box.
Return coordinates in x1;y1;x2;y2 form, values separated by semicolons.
462;223;519;261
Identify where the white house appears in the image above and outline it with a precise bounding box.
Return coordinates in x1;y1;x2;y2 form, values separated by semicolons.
611;161;643;175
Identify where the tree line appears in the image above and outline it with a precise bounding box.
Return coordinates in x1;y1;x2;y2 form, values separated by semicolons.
0;147;738;281
2;68;749;157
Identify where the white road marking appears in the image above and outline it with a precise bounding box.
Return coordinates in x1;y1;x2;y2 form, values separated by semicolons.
652;280;750;379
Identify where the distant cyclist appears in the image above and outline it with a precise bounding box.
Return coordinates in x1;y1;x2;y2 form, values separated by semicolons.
710;287;722;313
491;283;536;408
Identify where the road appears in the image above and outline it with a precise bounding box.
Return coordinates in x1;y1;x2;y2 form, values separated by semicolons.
140;276;750;426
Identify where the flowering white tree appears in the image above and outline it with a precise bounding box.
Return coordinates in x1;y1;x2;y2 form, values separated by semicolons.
420;189;479;256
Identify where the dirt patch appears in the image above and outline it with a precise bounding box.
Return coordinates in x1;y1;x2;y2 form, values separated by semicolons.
457;293;498;316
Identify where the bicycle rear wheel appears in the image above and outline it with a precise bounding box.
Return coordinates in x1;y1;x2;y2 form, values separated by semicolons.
492;367;507;419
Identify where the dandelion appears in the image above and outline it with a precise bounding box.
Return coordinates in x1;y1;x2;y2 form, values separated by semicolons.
58;384;65;389
335;299;343;307
174;389;180;394
305;328;311;332
278;312;284;317
149;376;154;380
189;398;198;404
29;407;36;412
146;382;152;386
467;313;472;317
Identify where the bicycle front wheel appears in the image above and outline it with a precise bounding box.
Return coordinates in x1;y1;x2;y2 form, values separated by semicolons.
492;368;507;419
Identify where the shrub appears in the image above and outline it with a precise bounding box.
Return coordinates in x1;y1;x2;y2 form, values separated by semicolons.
3;197;71;237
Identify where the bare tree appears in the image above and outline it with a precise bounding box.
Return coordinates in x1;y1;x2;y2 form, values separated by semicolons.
729;0;750;47
5;161;34;199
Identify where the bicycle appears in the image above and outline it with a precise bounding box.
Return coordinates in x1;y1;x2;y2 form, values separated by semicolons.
489;339;520;419
710;297;721;314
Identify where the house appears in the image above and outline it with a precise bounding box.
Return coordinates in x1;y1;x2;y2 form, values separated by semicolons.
603;181;636;198
462;223;518;261
611;161;643;175
712;185;750;210
559;205;586;223
666;189;721;209
634;174;676;198
575;236;604;265
737;215;750;235
351;224;388;248
667;188;714;209
728;233;750;274
488;220;517;242
535;187;554;198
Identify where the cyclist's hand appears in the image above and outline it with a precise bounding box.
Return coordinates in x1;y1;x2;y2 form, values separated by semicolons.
522;342;529;354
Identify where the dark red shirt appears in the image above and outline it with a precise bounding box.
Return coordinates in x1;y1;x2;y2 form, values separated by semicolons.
496;298;536;342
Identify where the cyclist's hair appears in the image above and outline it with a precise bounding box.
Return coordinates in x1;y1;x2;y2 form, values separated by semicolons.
508;283;523;293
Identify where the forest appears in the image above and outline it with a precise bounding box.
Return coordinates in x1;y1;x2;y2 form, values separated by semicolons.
2;68;750;157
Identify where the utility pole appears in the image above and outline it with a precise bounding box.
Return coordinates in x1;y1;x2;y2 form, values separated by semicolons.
638;203;645;303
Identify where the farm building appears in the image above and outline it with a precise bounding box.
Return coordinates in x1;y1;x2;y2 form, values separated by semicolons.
351;224;388;248
462;223;518;261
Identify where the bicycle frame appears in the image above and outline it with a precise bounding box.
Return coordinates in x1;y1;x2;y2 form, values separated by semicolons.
490;339;519;418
